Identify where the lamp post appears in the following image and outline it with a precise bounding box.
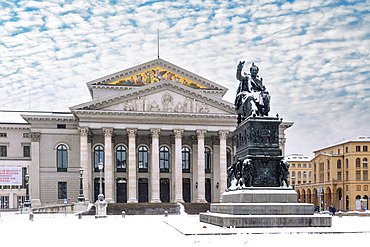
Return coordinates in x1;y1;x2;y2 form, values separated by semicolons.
78;167;85;202
291;176;296;190
24;173;31;208
98;160;104;201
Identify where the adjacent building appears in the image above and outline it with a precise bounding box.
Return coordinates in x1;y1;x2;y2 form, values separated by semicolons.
1;58;293;207
293;135;370;211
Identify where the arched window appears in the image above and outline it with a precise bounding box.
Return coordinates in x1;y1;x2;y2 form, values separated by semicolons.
327;160;330;170
291;171;295;178
298;171;301;179
116;145;126;172
57;144;68;172
363;158;368;168
346;159;349;168
160;146;169;173
204;147;211;173
182;147;190;173
303;172;306;179
94;145;104;172
356;158;361;168
138;146;148;172
337;160;341;169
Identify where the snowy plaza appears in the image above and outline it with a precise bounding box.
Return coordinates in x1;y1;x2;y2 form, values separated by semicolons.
0;212;369;246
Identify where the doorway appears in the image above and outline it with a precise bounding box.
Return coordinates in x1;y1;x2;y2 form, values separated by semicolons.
183;178;191;203
205;178;211;203
160;178;170;203
116;178;127;203
138;178;148;203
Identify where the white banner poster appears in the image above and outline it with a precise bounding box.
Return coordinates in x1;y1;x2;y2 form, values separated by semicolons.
0;167;22;185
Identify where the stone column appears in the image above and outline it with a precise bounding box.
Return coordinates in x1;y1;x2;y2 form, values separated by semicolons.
191;135;198;203
30;132;41;206
102;127;114;202
218;130;229;202
174;129;184;203
78;127;90;202
196;130;207;203
150;128;161;203
127;129;138;203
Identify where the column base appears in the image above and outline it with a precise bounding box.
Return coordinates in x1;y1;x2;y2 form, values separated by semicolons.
31;199;41;207
197;199;207;203
173;199;185;203
150;199;161;203
127;199;138;203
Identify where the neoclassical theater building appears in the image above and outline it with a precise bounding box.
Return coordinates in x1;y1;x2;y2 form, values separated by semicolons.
19;58;293;206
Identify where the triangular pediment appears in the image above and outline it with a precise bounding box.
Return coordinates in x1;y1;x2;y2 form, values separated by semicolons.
86;58;228;97
71;80;235;115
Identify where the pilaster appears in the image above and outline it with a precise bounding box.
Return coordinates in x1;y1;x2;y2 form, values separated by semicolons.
78;127;90;202
102;127;114;202
218;130;229;202
30;132;41;206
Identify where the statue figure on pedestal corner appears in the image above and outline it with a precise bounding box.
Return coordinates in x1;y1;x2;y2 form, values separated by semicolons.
278;160;290;187
235;61;271;124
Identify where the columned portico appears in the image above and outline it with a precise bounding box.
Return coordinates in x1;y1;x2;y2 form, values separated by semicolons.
196;129;207;203
103;127;114;202
127;128;138;203
150;128;161;203
78;127;90;201
173;129;184;203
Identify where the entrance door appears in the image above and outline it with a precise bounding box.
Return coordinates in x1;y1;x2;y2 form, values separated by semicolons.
94;178;105;202
138;178;148;203
205;178;211;203
183;178;191;203
160;178;170;203
116;178;127;203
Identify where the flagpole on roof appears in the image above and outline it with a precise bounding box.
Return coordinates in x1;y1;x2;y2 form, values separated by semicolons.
157;29;160;58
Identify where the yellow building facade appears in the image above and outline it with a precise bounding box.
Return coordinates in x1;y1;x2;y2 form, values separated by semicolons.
293;135;370;211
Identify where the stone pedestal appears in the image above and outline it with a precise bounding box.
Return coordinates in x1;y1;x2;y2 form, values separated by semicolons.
200;188;332;228
95;201;107;218
74;202;89;213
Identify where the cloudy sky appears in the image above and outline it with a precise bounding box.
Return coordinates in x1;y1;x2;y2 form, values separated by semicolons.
1;0;369;157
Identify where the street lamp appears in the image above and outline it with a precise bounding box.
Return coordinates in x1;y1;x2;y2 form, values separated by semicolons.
291;176;296;190
24;173;31;208
98;160;104;201
78;167;85;202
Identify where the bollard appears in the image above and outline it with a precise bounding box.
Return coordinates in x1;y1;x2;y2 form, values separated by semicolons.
164;211;168;217
338;211;342;218
29;212;34;221
78;213;82;219
122;211;126;218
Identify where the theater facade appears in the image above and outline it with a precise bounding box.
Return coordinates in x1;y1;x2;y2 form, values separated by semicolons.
20;58;293;206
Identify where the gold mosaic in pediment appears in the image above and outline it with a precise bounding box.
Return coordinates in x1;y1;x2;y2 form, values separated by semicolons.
108;66;209;89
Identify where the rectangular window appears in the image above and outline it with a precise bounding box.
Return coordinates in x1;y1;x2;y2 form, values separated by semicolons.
346;171;348;180
356;146;361;152
291;163;295;168
23;133;30;138
23;146;30;157
356;185;361;191
364;185;368;191
298;164;301;167
0;146;7;157
327;172;330;181
338;149;340;155
356;171;361;180
364;171;368;180
345;146;348;153
309;163;311;168
57;124;66;129
0;133;7;137
303;164;306;168
314;174;316;182
346;185;348;191
58;182;67;199
337;172;341;181
364;146;368;152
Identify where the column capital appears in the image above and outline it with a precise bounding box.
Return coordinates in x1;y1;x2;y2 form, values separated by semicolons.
173;129;184;139
150;128;161;139
127;128;137;139
196;130;207;140
102;127;114;137
218;130;229;141
30;132;40;142
78;127;90;137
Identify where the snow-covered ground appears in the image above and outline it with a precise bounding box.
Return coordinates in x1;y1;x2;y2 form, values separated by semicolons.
0;212;368;246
